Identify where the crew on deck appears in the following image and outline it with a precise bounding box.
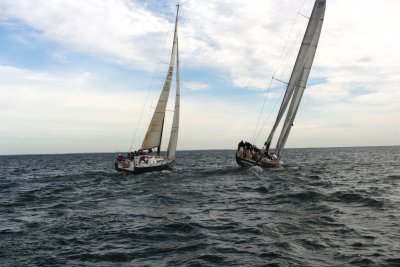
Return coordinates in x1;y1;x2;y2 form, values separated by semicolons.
237;140;245;157
117;154;125;162
237;140;263;161
237;139;278;163
138;149;149;164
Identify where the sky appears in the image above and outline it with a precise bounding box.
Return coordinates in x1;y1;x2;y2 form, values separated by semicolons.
0;0;399;155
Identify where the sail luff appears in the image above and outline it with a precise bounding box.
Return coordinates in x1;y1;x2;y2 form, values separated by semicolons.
264;0;326;150
167;8;180;161
275;0;325;157
141;6;179;150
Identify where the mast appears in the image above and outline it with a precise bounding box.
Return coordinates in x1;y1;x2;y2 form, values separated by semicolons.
157;117;165;155
167;5;180;161
265;0;326;156
141;4;179;151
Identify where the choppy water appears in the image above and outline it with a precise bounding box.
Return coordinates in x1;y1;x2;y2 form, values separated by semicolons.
1;146;400;266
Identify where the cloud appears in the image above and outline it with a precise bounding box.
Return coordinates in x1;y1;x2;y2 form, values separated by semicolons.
182;81;209;91
0;0;173;69
0;0;312;87
2;0;400;92
0;65;149;154
0;65;258;154
0;0;399;154
180;0;309;88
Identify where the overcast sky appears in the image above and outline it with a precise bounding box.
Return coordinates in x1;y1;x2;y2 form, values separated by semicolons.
1;0;399;155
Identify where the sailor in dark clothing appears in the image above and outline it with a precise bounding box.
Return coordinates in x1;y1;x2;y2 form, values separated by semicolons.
244;142;250;150
238;140;245;150
264;150;272;160
244;142;251;158
237;140;245;157
264;141;271;152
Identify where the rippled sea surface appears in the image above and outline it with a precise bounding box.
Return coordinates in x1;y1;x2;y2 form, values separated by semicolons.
1;147;400;266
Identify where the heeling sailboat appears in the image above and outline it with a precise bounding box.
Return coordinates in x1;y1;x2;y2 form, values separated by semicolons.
115;4;180;174
236;0;326;168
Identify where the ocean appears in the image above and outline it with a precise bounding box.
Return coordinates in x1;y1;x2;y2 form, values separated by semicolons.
1;146;399;266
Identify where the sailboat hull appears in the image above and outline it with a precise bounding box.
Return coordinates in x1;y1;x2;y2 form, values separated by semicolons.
115;156;173;174
235;155;279;168
115;162;171;174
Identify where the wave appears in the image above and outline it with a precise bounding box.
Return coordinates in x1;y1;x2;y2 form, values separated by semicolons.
1;148;399;266
269;190;326;204
329;191;385;208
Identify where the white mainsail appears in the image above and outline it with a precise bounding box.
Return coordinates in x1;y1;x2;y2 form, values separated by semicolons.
141;6;179;152
267;0;326;157
167;24;180;160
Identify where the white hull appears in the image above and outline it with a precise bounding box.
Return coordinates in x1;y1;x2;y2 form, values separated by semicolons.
115;155;173;174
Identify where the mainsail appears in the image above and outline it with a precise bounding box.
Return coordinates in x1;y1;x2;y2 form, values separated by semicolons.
141;5;180;153
267;0;326;158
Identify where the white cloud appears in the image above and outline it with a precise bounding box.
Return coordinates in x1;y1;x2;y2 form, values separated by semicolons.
0;66;149;154
1;0;400;91
0;65;260;154
0;0;312;87
182;81;209;91
0;0;399;153
0;0;173;69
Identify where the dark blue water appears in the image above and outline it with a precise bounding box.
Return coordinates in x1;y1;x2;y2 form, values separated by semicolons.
1;147;400;266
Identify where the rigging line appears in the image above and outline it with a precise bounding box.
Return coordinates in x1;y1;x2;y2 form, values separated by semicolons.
279;0;315;79
272;77;288;84
255;19;308;144
251;78;273;144
278;12;308;81
250;0;307;145
254;81;286;142
272;0;308;80
298;12;310;19
128;12;176;152
254;17;308;144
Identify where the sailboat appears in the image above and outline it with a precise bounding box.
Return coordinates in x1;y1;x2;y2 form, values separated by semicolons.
236;0;326;167
115;5;180;174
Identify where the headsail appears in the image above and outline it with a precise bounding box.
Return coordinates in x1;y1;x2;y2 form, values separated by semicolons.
141;6;179;151
167;8;180;161
267;0;326;157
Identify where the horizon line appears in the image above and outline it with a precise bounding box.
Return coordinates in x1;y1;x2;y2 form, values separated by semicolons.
1;144;399;156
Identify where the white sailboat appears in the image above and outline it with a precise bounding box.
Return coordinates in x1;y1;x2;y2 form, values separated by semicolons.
236;0;326;168
115;5;180;174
